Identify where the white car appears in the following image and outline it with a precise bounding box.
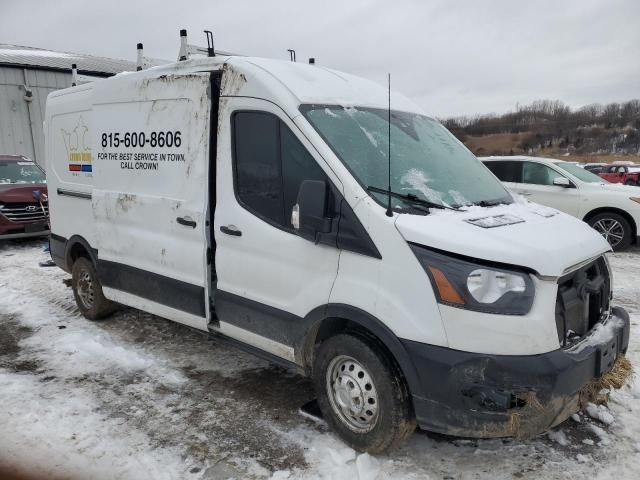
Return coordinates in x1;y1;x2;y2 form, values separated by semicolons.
482;156;640;251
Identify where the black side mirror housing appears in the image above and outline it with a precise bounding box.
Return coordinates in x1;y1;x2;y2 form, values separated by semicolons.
293;180;332;242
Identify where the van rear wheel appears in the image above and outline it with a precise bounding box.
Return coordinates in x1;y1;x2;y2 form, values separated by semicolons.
71;257;116;320
312;333;415;453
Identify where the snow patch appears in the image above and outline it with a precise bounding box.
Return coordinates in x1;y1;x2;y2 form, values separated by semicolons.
548;429;570;446
568;315;624;354
586;423;611;446
0;48;79;59
400;168;446;205
585;403;615;425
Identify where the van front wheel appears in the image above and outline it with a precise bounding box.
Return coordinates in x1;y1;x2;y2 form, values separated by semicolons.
71;257;116;320
312;333;416;453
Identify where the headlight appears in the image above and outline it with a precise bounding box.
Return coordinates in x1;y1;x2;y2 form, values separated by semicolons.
410;244;535;315
630;197;640;204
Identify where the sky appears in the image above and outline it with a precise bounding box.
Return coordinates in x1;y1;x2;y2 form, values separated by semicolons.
1;0;638;118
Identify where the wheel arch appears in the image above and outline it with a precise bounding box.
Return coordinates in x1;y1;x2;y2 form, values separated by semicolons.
65;235;98;270
583;207;637;243
300;304;424;398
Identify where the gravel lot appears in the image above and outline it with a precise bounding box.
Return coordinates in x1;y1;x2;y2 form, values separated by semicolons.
1;240;639;479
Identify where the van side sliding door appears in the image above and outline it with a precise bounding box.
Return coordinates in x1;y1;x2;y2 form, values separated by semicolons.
91;73;214;330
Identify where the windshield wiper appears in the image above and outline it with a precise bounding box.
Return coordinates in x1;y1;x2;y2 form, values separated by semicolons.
366;186;459;211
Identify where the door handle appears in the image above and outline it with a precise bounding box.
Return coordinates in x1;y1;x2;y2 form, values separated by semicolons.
521;192;532;196
220;225;242;237
177;216;197;228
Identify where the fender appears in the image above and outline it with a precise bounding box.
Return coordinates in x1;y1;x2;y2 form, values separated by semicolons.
302;303;425;398
50;233;98;272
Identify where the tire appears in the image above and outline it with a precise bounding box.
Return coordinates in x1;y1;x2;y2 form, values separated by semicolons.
587;212;633;251
71;257;116;320
312;333;416;453
624;180;637;186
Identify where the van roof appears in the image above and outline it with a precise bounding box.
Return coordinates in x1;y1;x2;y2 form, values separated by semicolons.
50;55;421;114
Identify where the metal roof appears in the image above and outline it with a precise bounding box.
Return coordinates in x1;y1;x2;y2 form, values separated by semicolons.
0;43;155;76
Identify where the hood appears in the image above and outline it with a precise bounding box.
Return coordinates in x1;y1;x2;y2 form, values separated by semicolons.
395;201;610;277
0;184;48;203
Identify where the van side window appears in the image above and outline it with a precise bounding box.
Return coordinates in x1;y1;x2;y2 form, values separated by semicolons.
233;111;327;230
522;162;559;186
233;112;284;225
484;161;523;183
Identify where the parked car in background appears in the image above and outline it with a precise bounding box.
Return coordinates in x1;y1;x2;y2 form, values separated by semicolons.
482;156;640;251
583;163;607;175
598;164;640;186
0;155;49;240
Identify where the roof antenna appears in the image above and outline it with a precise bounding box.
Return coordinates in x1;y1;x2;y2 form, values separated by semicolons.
288;49;296;62
71;63;78;87
385;73;393;217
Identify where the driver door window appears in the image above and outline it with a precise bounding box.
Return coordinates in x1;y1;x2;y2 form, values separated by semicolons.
233;111;328;231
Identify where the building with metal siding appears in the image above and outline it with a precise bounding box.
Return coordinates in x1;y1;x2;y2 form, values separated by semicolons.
0;44;139;166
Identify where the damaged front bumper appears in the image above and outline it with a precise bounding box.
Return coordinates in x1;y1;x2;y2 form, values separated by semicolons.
403;306;631;439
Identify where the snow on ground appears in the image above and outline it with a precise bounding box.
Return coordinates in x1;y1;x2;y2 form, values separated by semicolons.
1;240;639;479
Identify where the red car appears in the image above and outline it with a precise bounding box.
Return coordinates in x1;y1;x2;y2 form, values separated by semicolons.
0;155;49;239
598;164;640;186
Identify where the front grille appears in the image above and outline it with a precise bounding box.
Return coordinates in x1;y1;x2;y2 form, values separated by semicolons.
0;202;49;222
555;256;611;347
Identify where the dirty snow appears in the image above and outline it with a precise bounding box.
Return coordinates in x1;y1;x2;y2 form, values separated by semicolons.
1;240;640;479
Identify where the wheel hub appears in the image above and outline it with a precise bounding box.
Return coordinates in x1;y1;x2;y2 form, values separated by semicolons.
326;355;379;433
593;218;624;247
77;269;95;309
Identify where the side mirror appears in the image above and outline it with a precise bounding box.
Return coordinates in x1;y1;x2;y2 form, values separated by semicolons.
292;180;332;242
553;177;572;188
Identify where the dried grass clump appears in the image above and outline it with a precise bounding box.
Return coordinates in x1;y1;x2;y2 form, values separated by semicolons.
579;355;634;407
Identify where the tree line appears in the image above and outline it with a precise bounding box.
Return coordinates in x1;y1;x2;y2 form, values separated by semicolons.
442;99;640;155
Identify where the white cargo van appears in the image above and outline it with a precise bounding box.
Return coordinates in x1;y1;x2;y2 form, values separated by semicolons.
46;54;630;452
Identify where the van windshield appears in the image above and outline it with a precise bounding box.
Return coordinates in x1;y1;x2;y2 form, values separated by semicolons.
301;105;512;209
0;160;46;184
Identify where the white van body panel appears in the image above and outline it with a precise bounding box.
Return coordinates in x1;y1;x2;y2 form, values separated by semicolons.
328;195;449;347
438;277;561;355
91;72;213;330
395;202;610;278
47;55;613;360
46;85;96;248
213;95;341;319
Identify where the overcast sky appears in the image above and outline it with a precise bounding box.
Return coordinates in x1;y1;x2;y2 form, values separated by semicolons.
1;0;638;117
